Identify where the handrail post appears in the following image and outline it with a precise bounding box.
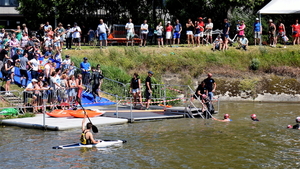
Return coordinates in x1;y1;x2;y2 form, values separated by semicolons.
116;95;119;118
130;97;133;122
163;84;166;108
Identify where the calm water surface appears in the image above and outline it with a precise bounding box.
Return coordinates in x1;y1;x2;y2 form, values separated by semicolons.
1;102;300;169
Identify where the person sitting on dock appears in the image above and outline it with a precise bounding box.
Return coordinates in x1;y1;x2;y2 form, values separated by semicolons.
212;114;232;122
81;114;101;144
251;114;259;121
287;116;300;130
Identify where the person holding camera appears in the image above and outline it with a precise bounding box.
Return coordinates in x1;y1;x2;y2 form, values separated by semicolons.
72;22;82;50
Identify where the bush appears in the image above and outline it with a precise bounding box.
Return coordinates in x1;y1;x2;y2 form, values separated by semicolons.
250;58;260;70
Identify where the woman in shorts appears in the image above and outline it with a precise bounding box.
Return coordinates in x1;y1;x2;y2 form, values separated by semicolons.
205;18;213;44
165;21;173;47
194;21;200;47
130;73;144;107
186;19;194;47
156;22;164;48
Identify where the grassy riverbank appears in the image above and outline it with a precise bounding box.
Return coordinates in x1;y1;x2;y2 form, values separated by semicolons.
64;44;300;84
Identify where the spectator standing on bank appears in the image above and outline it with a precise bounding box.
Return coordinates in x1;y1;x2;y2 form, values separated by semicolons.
0;46;9;70
88;28;96;46
19;53;30;88
156;22;164;48
205;18;214;44
80;57;91;85
222;19;230;51
97;19;109;48
277;20;287;48
194;21;201;47
186;19;194;47
125;18;135;47
54;22;65;50
198;17;205;45
268;19;276;47
65;24;72;50
11;25;22;41
28;54;39;80
3;59;13;94
165;21;173;47
292;19;300;45
140;20;149;47
72;22;82;50
253;18;262;46
44;21;52;34
144;71;154;110
204;73;217;100
173;19;182;47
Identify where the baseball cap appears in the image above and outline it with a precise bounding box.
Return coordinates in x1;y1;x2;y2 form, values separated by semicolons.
167;21;171;23
74;22;77;25
67;24;71;27
269;19;273;22
148;71;154;75
256;18;259;21
198;17;203;20
31;79;38;82
83;57;88;60
65;55;70;58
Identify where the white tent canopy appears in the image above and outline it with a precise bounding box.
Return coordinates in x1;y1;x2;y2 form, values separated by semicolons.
259;0;300;14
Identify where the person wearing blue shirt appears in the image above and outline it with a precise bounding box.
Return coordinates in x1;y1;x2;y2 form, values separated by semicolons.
80;57;91;85
173;19;182;46
253;18;262;46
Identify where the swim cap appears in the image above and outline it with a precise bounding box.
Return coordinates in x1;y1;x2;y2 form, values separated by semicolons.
296;116;300;122
251;114;256;118
287;125;293;128
224;114;229;117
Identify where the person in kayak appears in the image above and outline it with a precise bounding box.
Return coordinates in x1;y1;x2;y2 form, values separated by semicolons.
212;114;232;122
287;116;300;130
251;114;259;121
81;114;101;144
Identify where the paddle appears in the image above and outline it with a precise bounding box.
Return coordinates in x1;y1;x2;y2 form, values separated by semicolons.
77;98;98;133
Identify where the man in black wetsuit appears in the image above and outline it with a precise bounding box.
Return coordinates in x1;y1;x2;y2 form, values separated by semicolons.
287;116;300;129
90;67;103;102
144;71;153;110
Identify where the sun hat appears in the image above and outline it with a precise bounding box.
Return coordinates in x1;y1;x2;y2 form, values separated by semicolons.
31;79;38;82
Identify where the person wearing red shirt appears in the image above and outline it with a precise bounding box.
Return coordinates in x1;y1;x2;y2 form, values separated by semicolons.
292;19;300;45
198;17;205;45
165;21;173;47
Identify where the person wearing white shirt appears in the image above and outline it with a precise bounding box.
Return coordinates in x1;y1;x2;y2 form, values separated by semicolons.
97;19;109;48
125;19;135;46
140;20;148;47
28;54;39;79
71;22;82;50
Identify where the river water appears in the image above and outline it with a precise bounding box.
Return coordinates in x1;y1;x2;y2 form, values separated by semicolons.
1;102;300;169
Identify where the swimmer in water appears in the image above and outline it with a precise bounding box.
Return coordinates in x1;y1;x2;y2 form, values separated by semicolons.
212;114;232;122
251;114;259;121
287;116;300;129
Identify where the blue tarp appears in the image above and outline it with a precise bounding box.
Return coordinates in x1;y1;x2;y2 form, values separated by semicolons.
81;92;116;107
